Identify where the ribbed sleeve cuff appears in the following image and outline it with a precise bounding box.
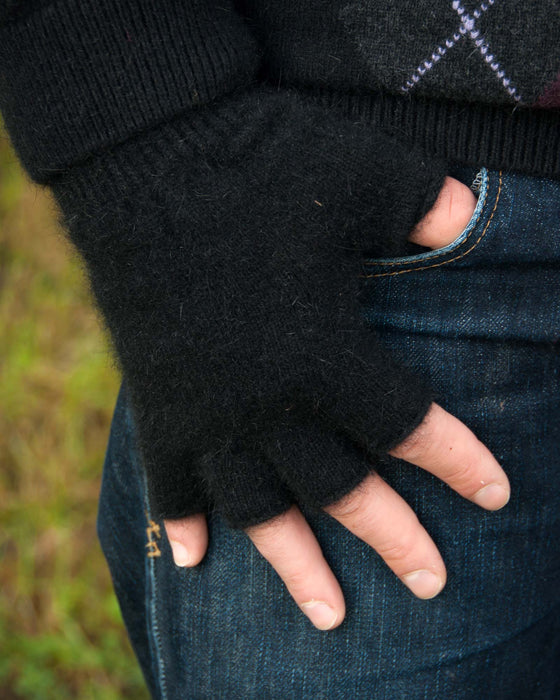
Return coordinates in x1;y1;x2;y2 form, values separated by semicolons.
0;0;260;182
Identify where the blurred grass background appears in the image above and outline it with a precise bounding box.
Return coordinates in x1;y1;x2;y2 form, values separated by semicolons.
0;126;149;698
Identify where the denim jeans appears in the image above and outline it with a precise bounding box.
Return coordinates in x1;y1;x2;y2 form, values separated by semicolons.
97;165;560;699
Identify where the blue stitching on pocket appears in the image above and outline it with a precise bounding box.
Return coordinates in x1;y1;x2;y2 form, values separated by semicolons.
361;169;502;279
363;167;489;266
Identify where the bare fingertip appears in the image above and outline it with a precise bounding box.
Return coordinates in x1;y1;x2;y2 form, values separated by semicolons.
300;600;340;631
169;539;194;567
472;483;510;510
401;570;445;599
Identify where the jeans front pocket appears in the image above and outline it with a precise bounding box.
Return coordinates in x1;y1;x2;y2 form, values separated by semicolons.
360;166;503;278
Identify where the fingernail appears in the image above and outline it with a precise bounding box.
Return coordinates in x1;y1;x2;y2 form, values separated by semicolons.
169;539;192;567
472;483;510;510
300;600;338;631
402;570;444;599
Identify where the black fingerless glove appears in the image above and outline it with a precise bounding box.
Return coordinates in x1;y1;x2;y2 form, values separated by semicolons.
0;0;446;528
50;88;445;526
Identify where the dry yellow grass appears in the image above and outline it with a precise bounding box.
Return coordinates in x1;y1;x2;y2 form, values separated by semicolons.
0;129;149;698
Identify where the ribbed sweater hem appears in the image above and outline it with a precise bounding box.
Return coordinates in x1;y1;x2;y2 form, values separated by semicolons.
310;87;560;180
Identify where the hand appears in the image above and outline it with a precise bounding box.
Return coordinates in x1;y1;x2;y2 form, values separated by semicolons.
164;177;508;630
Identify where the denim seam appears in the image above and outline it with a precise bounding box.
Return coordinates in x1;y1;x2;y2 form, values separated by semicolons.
360;170;503;278
141;472;169;700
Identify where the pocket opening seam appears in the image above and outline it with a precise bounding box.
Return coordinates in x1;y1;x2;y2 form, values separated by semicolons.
363;168;490;270
360;170;503;279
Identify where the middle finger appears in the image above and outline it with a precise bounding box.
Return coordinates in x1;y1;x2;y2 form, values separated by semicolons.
324;473;447;599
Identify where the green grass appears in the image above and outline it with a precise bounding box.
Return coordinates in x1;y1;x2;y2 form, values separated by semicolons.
0;129;149;698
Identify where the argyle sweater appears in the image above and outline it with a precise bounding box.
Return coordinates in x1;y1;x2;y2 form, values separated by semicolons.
0;1;558;525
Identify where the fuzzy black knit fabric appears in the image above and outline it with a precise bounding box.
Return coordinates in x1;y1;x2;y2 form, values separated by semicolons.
50;88;444;525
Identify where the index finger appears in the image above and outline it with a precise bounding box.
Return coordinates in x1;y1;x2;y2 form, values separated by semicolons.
390;403;510;510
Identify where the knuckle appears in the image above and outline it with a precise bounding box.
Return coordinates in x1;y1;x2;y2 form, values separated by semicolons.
376;528;418;564
391;404;457;464
444;458;480;489
283;568;311;593
444;443;489;490
433;176;454;213
245;511;290;546
447;178;477;225
163;518;189;542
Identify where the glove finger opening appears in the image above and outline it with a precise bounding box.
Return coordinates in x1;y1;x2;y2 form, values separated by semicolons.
197;448;294;530
262;415;375;511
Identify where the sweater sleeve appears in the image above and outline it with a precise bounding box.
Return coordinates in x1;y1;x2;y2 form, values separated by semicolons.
0;0;260;181
0;0;443;200
0;0;447;526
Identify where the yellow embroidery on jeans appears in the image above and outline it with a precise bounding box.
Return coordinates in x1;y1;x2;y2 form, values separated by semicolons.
145;513;162;558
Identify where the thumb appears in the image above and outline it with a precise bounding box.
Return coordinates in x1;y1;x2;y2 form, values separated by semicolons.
164;513;209;567
409;176;477;250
